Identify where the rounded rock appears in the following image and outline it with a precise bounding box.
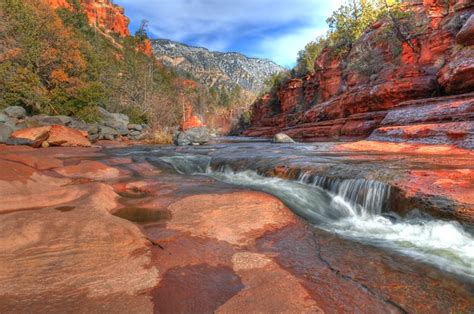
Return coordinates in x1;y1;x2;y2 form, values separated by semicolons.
4;106;26;119
272;133;295;143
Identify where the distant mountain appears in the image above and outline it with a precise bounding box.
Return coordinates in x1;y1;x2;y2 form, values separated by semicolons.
151;39;285;92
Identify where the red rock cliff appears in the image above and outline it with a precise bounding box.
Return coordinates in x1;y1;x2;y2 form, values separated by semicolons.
47;0;130;37
245;1;474;149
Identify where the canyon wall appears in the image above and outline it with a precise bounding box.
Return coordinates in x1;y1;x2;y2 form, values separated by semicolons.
244;0;474;149
47;0;130;37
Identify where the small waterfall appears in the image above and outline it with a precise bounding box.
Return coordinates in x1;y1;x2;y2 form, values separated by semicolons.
159;155;211;175
298;172;391;218
158;154;474;279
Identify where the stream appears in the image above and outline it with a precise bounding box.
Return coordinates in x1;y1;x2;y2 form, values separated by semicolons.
113;138;474;282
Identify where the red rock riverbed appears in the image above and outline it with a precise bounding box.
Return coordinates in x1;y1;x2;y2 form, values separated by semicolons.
0;141;473;313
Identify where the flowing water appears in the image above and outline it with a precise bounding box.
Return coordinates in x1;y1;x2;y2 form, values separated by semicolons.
158;153;474;280
113;138;474;282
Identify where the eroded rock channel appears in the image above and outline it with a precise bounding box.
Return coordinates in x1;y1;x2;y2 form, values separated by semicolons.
1;139;473;312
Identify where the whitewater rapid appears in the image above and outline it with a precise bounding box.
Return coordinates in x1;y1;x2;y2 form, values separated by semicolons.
160;154;474;280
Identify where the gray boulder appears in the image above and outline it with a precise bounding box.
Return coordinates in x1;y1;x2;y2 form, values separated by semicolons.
0;123;13;143
27;115;72;127
174;127;210;146
128;124;143;131
272;133;295;143
4;106;26;119
88;132;100;142
69;118;89;131
98;107;129;136
0;113;9;123
87;123;100;135
98;107;129;125
99;125;119;141
116;125;130;136
0;114;19;131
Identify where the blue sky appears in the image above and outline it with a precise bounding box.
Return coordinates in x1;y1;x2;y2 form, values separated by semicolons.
114;0;346;67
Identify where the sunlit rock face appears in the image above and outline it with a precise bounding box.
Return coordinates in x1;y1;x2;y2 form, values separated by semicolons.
180;108;204;132
245;2;474;148
46;0;130;37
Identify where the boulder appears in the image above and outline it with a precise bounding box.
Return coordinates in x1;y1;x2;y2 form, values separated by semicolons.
47;125;91;147
99;125;120;141
272;133;295;143
27;115;72;127
116;125;130;136
11;126;50;148
174;127;210;146
3;106;26;119
0;113;9;123
99;107;129;125
88;132;100;142
11;125;91;147
0;123;13;143
128;124;143;131
69;118;89;131
98;107;129;136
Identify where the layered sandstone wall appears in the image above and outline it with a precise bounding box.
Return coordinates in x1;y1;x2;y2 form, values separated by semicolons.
245;1;474;148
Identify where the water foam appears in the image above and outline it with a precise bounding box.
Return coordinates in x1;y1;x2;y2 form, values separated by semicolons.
160;155;474;279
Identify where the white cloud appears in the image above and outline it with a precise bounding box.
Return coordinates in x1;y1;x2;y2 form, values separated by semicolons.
255;26;328;67
115;0;346;65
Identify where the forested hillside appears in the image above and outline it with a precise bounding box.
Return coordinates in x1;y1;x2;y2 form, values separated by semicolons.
0;0;248;134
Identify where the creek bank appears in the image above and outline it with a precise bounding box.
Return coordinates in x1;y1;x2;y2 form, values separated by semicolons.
0;106;148;146
0;142;473;312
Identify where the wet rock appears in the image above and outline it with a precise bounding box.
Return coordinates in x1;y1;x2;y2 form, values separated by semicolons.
273;133;295;143
55;160;121;180
167;192;293;246
3;106;26;119
174;127;210;146
0;123;13;143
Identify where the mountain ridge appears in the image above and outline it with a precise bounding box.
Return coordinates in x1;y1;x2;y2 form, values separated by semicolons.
152;38;285;92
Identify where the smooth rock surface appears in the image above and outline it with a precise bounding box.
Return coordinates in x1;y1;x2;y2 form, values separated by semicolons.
0;141;473;313
273;133;295;143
